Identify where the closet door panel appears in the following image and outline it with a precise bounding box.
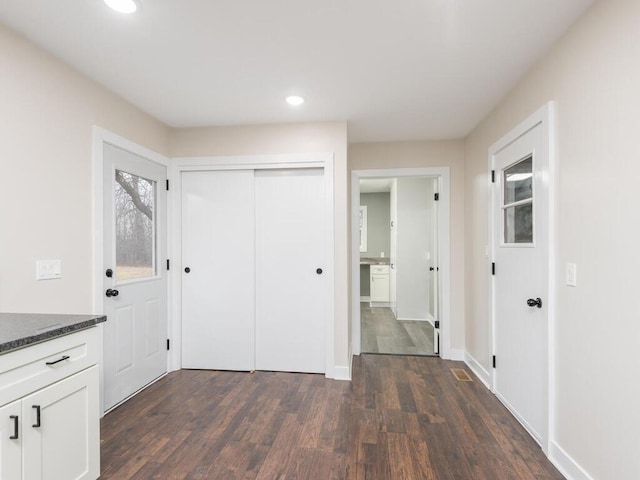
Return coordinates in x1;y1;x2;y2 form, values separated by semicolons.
181;170;255;370
255;169;326;373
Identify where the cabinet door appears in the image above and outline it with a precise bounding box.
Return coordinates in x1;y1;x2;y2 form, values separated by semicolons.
23;366;100;480
0;400;22;479
370;274;390;302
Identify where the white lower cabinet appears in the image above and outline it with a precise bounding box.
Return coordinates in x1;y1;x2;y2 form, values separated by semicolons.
0;328;101;480
370;265;390;302
0;400;22;479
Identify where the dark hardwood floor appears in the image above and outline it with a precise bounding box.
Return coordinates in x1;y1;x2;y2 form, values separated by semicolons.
100;355;563;479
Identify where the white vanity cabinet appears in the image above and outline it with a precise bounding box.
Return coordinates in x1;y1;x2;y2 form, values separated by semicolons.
0;327;100;480
370;265;390;303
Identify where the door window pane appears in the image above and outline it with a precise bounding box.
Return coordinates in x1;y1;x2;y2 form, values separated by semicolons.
504;203;533;244
504;156;533;204
115;170;156;281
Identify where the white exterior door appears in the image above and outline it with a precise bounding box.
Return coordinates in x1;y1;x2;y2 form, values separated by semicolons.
255;169;326;373
103;143;168;411
181;170;256;371
492;119;550;446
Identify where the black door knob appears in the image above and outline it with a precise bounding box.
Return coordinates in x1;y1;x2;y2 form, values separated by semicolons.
429;267;434;271
316;268;323;275
527;297;542;308
184;267;191;273
106;288;119;298
105;268;113;278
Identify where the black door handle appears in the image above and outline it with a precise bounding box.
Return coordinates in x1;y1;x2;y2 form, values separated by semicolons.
184;267;191;273
32;406;41;428
316;268;323;275
106;288;119;298
105;268;113;278
9;415;18;439
527;298;543;309
429;267;434;271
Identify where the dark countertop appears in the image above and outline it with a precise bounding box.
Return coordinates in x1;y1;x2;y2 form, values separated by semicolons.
0;313;106;355
360;257;391;266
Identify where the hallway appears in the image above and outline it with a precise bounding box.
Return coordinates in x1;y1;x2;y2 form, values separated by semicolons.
361;304;436;356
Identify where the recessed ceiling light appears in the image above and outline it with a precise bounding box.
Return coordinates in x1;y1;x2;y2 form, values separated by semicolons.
286;96;304;106
104;0;137;14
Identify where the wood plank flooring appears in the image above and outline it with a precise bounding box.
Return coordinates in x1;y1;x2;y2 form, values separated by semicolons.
100;356;563;479
361;304;435;355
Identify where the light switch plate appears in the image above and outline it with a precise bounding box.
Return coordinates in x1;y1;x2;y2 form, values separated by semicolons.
36;260;62;280
566;263;577;287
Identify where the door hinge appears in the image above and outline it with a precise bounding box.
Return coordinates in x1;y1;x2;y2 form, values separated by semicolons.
166;179;170;191
434;192;440;201
166;259;170;271
434;320;440;329
491;170;496;183
492;355;496;368
491;263;496;275
166;339;170;351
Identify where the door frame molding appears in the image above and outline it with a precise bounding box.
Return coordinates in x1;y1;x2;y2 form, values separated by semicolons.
171;153;336;378
91;126;171;413
350;167;452;359
488;102;556;454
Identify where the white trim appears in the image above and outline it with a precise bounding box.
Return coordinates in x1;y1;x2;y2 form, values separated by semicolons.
91;126;172;411
549;442;594;480
396;316;431;322
447;348;465;361
488;102;556;454
333;364;352;381
171;153;337;378
360;296;371;302
464;351;492;389
351;167;452;359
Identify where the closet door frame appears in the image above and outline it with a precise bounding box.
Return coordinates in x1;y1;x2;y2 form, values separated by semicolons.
170;154;336;378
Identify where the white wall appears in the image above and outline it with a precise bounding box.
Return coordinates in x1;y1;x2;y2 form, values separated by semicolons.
464;1;640;478
169;122;350;374
349;141;465;353
396;177;432;321
0;24;169;314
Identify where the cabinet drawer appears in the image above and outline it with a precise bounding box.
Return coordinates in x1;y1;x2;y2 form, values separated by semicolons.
0;327;99;408
370;265;389;275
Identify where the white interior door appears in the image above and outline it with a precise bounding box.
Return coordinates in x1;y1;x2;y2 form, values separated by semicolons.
181;170;255;370
255;169;326;373
493;122;549;446
431;177;440;354
389;179;398;317
103;144;167;411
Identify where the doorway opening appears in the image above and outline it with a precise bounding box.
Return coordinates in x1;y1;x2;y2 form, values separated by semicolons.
351;167;451;359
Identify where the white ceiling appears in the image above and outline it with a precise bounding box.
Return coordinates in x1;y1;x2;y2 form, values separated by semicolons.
0;0;595;142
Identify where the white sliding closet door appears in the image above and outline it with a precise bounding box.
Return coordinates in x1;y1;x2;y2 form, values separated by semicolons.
254;169;326;373
181;170;255;370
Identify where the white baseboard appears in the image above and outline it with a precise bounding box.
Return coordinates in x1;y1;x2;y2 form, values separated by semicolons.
445;348;465;361
360;296;371;302
549;442;593;480
333;366;351;381
463;351;492;389
396;316;430;322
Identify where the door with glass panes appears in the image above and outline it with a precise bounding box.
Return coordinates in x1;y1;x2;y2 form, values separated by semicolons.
103;143;168;411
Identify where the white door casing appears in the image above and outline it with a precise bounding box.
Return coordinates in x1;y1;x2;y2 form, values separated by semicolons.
490;103;554;451
181;170;256;371
102;142;168;411
255;169;326;373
